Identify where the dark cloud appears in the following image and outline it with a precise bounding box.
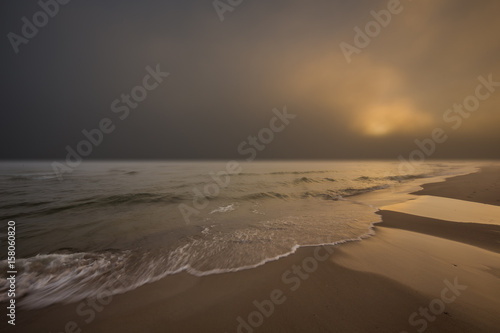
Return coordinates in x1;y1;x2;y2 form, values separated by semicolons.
1;0;499;160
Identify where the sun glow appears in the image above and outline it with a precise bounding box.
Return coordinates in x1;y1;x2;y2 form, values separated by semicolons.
356;100;433;136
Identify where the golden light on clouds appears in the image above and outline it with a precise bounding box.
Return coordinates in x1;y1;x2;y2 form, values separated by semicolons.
355;100;434;136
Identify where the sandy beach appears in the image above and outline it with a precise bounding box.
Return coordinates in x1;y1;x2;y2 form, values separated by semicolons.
5;166;500;333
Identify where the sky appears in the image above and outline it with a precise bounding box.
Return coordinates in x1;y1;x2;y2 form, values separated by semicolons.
1;0;499;160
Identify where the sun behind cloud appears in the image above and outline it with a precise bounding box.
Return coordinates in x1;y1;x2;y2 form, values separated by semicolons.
355;99;434;136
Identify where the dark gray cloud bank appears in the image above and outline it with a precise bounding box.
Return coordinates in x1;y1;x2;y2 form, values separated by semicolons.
1;0;499;160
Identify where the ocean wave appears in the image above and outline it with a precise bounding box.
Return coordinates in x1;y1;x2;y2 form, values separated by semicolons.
291;177;335;184
97;192;183;205
293;177;320;184
300;185;388;200
355;176;373;181
354;174;428;182
239;184;390;203
339;185;390;197
210;203;237;214
0;212;380;310
0;251;173;309
5;173;59;181
108;169;140;176
0;201;52;210
0;193;184;220
1;247;297;309
385;174;427;181
270;170;331;175
242;192;291;200
238;170;332;176
301;191;342;201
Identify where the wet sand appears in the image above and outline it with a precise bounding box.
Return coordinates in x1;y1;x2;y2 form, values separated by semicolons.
5;166;500;333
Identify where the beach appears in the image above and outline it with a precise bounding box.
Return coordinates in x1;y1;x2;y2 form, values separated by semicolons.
3;165;498;333
3;0;500;331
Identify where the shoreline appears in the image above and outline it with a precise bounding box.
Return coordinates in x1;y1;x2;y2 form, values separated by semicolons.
4;166;500;332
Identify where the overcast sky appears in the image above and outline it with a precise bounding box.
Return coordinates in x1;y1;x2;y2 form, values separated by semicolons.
1;0;499;160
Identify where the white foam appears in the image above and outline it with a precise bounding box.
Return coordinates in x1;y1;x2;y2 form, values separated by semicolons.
210;203;236;214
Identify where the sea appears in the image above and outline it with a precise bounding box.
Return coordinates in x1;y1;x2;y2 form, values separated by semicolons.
0;160;485;309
